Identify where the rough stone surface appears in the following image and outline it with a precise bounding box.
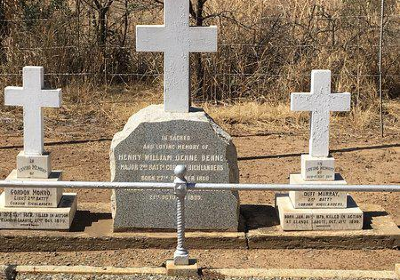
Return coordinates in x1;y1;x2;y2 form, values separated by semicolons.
166;260;199;277
291;70;351;157
110;105;239;231
0;193;77;230
5;169;63;208
16;151;52;179
4;66;62;156
136;0;217;113
276;194;363;231
289;174;348;209
300;154;335;181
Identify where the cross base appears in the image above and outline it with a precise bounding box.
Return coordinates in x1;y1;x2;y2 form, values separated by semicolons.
5;169;63;208
17;151;51;179
0;192;77;230
301;154;335;181
289;173;348;209
276;194;363;231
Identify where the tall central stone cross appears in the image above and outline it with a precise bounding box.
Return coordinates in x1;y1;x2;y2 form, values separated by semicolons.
4;66;62;156
136;0;217;113
291;70;351;157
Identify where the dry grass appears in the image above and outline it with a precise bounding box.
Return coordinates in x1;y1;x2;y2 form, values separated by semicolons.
0;0;399;107
0;0;399;138
202;99;400;135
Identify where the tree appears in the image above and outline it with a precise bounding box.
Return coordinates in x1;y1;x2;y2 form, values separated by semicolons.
82;0;114;46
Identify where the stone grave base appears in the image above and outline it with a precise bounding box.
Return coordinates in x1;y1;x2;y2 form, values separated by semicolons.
289;173;347;209
276;194;363;231
0;202;397;251
5;170;63;208
0;193;77;230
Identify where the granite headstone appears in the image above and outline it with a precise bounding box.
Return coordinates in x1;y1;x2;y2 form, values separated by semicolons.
110;105;240;231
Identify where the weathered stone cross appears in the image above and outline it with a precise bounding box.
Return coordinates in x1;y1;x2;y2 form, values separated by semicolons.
4;66;62;156
291;70;351;157
136;0;217;113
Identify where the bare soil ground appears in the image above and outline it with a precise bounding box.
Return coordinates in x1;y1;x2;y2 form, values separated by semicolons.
0;99;399;271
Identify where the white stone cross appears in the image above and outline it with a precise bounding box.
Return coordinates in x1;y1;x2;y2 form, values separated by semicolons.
291;70;351;157
4;66;62;156
136;0;217;113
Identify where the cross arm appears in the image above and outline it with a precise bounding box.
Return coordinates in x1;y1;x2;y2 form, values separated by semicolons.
329;92;351;112
189;26;218;52
136;25;166;52
291;93;313;111
4;86;25;106
40;89;62;108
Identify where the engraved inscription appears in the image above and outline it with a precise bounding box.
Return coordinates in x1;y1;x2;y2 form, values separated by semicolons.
0;211;69;228
5;188;60;207
284;214;312;226
305;161;334;180
111;114;239;230
296;191;346;208
17;152;50;179
117;133;226;183
313;213;363;229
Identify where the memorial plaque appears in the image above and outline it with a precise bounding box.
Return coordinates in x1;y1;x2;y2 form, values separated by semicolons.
17;151;51;179
289;174;347;208
312;212;363;230
301;155;335;181
0;193;77;230
281;213;313;231
5;170;63;208
110;105;239;231
277;194;363;231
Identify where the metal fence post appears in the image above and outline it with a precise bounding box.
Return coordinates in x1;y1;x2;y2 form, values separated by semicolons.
173;165;189;265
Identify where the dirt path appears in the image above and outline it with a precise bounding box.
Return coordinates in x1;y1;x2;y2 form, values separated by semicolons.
0;249;399;271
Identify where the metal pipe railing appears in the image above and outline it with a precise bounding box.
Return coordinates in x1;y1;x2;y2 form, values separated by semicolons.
1;165;399;265
0;180;398;192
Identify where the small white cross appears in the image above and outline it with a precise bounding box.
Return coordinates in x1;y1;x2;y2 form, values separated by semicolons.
291;70;351;157
136;0;217;113
4;66;62;156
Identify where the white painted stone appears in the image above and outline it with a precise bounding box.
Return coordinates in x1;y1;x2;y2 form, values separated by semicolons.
276;194;313;231
289;174;348;209
291;70;351;157
312;207;363;231
4;66;62;156
4;169;63;208
301;154;335;181
276;194;363;231
136;0;217;113
0;193;77;230
16;151;51;179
